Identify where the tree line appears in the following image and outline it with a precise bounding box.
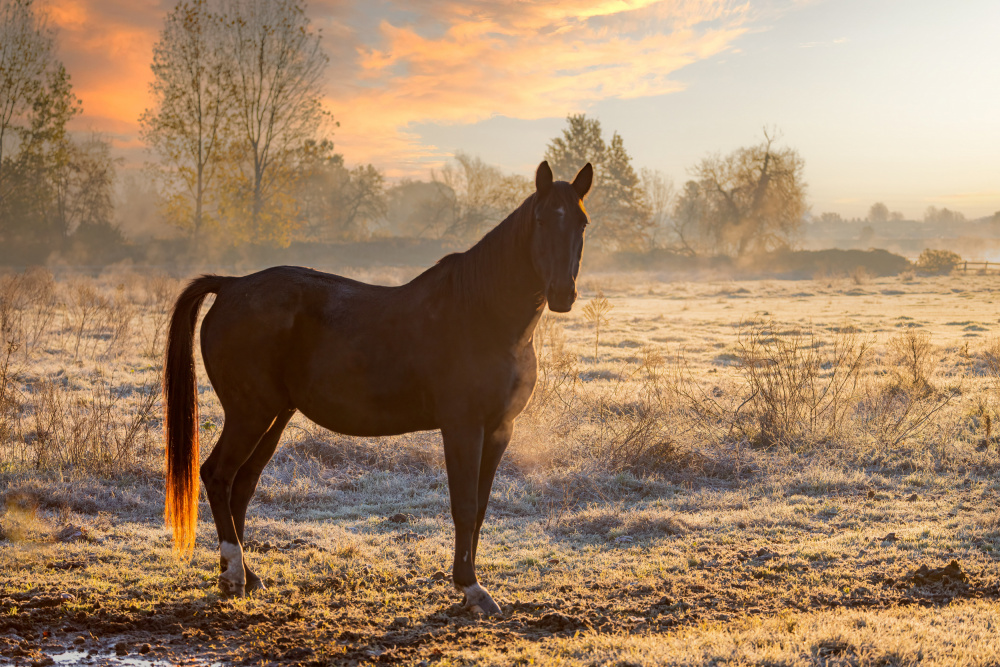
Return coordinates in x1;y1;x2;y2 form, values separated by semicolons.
1;0;821;261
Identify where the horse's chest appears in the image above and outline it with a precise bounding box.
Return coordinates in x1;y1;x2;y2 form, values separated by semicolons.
465;347;536;418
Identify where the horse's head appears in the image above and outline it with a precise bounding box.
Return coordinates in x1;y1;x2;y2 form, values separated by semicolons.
530;160;593;313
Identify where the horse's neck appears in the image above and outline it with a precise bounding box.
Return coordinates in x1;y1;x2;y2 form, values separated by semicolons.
454;213;545;345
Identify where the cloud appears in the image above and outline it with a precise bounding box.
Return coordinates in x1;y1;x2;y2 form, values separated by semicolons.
929;191;1000;205
797;37;848;48
334;0;753;172
40;0;165;144
40;0;757;173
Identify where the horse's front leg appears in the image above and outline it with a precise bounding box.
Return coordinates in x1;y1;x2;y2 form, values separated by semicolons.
441;421;501;616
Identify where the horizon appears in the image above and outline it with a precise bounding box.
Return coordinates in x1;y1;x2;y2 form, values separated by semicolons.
39;0;1000;220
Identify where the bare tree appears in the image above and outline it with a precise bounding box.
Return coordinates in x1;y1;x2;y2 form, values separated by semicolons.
641;167;674;250
672;180;707;256
434;152;532;241
681;128;807;256
217;0;328;245
140;0;230;243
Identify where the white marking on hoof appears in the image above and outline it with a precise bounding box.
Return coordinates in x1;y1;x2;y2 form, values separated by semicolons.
463;583;502;617
219;541;246;591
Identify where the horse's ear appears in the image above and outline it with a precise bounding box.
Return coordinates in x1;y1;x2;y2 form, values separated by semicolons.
536;161;553;196
572;163;593;199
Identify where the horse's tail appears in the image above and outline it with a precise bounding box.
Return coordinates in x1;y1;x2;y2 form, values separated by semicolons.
164;275;227;557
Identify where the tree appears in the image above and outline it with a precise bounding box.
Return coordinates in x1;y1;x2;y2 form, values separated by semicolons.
545;114;606;183
544;114;651;250
596;132;651;250
294;139;386;242
0;0;54;198
140;0;231;243
672;180;709;256
0;0;81;245
382;179;455;237
216;0;329;246
924;206;965;224
868;202;889;223
641;167;674;249
676;129;807;256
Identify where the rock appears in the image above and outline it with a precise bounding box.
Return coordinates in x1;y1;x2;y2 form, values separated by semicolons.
906;493;918;502
30;659;54;667
114;642;128;656
73;636;86;645
867;490;876;499
23;595;69;609
139;644;152;654
910;559;967;586
388;513;414;524
395;532;424;543
614;535;634;544
880;532;898;542
391;616;411;627
430;570;447;581
54;525;86;543
536;612;582;631
284;647;315;660
547;558;560;565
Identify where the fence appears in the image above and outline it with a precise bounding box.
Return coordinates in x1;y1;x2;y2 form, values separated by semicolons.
959;261;1000;274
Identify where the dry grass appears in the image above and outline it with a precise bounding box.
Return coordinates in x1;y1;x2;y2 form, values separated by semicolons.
2;267;1000;664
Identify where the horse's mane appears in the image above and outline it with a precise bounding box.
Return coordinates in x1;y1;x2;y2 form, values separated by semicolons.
433;192;540;311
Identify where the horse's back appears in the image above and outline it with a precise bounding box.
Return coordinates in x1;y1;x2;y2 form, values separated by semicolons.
199;266;443;434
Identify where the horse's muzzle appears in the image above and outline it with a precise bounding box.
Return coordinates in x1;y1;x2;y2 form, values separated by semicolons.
546;286;577;313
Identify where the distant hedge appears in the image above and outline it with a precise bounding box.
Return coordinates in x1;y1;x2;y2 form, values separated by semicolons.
605;247;912;279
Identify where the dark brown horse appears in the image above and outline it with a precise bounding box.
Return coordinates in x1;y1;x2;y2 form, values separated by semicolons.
164;161;592;615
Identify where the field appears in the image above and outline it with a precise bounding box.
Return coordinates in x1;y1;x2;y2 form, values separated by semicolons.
2;266;1000;666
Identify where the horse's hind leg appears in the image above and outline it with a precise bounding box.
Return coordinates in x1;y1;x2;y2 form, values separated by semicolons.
230;407;295;593
200;412;278;597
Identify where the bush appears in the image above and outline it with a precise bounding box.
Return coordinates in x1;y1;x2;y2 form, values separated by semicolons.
915;249;962;275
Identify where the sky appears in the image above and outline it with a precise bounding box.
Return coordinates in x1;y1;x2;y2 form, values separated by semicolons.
40;0;1000;219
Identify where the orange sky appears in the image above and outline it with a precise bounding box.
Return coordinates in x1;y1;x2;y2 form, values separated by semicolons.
36;0;1000;218
45;0;753;168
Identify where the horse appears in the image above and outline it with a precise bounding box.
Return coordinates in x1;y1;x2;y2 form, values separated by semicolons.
163;160;593;616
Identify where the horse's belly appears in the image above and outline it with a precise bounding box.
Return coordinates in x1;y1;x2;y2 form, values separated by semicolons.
293;386;437;437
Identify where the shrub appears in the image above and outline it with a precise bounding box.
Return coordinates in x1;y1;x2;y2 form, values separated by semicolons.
915;249;961;275
732;320;872;450
887;329;935;394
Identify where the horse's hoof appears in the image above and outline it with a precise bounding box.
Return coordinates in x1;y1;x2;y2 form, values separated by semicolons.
245;574;267;594
463;583;502;617
217;578;246;598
